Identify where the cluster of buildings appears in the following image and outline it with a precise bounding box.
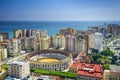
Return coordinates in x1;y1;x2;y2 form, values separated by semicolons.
0;23;120;80
1;24;119;60
104;70;120;80
69;52;120;80
69;61;103;80
0;27;103;60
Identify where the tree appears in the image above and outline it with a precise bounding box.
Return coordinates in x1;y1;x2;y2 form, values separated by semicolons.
92;53;102;62
3;64;8;70
102;64;110;70
95;56;110;64
96;58;104;64
112;56;118;61
111;56;118;64
100;50;114;56
102;56;110;64
106;47;110;50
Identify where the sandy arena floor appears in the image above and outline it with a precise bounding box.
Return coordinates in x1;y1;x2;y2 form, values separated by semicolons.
38;58;59;62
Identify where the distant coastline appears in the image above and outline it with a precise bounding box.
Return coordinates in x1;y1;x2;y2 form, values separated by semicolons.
0;21;120;38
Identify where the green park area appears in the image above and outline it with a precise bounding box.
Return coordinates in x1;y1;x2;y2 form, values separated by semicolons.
30;68;77;79
3;64;8;70
3;64;77;79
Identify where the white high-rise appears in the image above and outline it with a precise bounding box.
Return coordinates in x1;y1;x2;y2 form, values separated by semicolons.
89;32;103;52
94;32;103;51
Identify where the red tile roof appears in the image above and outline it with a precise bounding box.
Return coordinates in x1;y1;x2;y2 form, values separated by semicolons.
70;61;103;78
0;42;6;46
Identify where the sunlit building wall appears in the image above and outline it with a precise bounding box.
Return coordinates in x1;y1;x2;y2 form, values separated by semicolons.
53;34;66;49
65;34;76;52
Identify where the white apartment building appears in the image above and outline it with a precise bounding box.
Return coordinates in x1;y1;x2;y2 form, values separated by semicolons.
0;34;3;42
0;47;7;60
8;60;30;79
88;32;103;52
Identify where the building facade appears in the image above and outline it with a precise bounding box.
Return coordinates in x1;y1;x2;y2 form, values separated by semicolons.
59;28;76;35
8;60;30;79
39;36;50;50
53;34;66;50
107;24;120;36
0;47;7;61
0;34;3;42
75;35;87;54
65;34;76;52
14;29;47;39
104;70;120;80
0;32;9;39
88;32;103;53
20;37;34;50
26;50;73;71
14;29;22;38
7;39;20;56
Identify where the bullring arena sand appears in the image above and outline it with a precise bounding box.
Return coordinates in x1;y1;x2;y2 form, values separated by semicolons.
38;58;60;62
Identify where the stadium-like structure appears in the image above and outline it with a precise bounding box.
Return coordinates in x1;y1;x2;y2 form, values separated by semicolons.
26;50;73;71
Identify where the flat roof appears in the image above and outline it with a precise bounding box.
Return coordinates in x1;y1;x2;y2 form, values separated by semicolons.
9;60;28;65
110;65;120;72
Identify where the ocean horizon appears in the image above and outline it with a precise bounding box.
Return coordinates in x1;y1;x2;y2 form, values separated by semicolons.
0;21;120;38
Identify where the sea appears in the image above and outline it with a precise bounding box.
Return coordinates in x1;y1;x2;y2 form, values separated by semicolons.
0;21;120;38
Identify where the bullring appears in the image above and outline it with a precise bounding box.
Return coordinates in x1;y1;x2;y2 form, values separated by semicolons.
26;50;73;71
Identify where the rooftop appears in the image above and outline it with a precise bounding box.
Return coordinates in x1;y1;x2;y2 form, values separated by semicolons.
0;42;6;46
70;61;103;78
5;76;21;80
9;60;28;65
110;65;120;72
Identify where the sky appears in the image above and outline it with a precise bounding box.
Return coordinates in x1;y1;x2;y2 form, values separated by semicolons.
0;0;120;21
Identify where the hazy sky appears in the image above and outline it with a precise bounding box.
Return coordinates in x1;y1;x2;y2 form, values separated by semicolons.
0;0;120;21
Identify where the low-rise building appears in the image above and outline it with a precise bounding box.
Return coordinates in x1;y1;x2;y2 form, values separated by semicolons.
69;61;103;80
104;70;120;80
8;60;30;79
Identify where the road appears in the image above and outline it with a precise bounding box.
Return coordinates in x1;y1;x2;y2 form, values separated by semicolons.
3;53;30;64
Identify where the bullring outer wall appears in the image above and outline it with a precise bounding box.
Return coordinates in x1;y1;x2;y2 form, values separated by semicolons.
26;50;73;71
